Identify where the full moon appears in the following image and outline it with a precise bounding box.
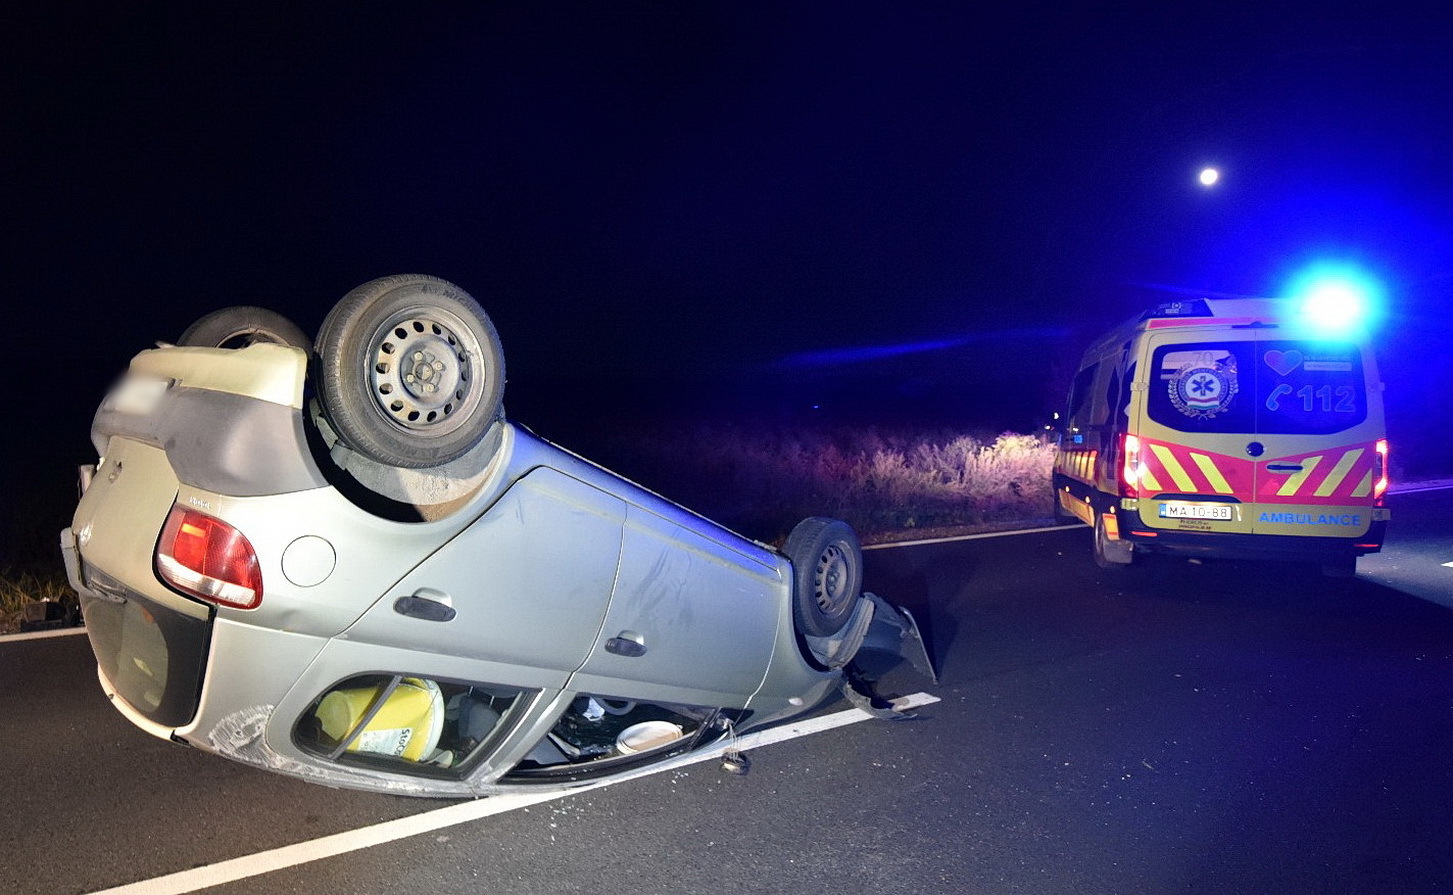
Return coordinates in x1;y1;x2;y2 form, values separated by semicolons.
1198;167;1221;187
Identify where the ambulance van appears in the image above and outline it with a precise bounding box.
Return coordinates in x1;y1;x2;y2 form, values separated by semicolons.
1052;296;1388;575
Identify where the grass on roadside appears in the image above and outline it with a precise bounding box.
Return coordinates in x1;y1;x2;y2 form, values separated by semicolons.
0;564;76;636
586;419;1058;545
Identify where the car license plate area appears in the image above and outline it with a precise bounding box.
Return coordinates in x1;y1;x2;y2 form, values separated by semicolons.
1158;501;1234;521
104;375;172;415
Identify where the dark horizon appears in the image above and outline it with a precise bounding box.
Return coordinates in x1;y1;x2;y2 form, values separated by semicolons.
7;4;1453;561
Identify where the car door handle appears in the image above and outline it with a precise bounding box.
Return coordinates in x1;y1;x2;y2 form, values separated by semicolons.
393;589;456;622
605;631;647;657
1265;464;1304;473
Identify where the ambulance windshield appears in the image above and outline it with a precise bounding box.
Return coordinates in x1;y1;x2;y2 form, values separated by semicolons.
1148;340;1367;435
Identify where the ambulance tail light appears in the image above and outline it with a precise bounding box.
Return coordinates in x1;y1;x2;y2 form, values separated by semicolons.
156;505;263;609
1120;434;1142;498
1373;438;1389;501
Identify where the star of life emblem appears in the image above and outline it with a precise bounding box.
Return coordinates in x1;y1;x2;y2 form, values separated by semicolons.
1169;354;1238;419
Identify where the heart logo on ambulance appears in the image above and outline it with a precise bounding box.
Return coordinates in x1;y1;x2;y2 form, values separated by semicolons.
1263;349;1303;377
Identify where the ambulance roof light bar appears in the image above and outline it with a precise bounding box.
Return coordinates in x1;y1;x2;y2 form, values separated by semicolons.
1139;276;1380;335
1141;298;1213;320
1139;296;1283;327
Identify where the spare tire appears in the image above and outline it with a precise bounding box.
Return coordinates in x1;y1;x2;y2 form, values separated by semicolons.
785;517;863;637
178;306;313;353
315;274;505;469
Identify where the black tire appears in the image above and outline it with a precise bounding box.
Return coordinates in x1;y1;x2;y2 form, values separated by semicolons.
315;274;505;469
178;306;313;353
1093;511;1134;569
785;517;863;637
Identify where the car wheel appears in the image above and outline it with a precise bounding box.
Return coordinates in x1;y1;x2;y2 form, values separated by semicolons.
315;275;505;469
785;517;863;637
178;306;313;353
1093;512;1134;569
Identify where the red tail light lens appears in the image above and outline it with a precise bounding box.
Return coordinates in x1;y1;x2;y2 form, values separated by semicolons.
156;505;263;609
1373;438;1389;500
1120;434;1141;498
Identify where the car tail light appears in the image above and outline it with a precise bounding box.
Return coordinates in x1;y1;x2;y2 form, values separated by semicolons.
1120;433;1142;498
156;505;263;609
1373;438;1389;501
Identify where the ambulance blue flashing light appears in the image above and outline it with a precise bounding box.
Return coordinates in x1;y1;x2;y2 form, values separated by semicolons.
1283;265;1384;336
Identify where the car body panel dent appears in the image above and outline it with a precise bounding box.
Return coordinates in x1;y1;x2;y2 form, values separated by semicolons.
573;504;782;705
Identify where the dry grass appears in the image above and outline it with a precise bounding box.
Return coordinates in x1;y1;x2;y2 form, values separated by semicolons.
0;565;75;635
588;420;1058;545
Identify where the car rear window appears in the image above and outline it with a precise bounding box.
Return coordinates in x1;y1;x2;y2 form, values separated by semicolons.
80;577;213;728
1148;339;1367;435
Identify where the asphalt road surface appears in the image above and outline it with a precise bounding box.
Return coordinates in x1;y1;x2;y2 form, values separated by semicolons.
3;488;1449;894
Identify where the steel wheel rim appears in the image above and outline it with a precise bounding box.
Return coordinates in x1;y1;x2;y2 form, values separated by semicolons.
813;543;853;616
367;306;485;437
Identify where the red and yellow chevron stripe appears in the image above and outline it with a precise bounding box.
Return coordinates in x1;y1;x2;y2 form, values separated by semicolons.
1256;444;1383;505
1128;439;1251;497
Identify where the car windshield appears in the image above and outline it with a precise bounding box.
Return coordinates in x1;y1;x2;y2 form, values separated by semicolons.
1147;339;1367;436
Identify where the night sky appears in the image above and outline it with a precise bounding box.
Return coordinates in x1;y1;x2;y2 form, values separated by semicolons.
7;3;1453;556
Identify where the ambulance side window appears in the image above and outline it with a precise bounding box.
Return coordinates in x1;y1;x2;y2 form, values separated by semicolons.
1104;367;1121;430
1065;362;1099;442
1118;361;1136;422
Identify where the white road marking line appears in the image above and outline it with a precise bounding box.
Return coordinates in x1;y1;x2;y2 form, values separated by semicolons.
0;626;88;642
865;523;1078;550
88;692;940;895
1393;482;1453;495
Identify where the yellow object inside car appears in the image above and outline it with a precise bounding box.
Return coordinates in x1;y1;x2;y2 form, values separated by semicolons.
314;677;444;762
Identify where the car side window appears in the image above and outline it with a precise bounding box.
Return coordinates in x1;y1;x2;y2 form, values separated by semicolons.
294;675;529;777
504;695;733;781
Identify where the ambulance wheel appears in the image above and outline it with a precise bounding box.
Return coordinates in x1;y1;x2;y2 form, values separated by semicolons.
178;306;313;353
786;517;863;637
316;275;505;469
1093;513;1134;569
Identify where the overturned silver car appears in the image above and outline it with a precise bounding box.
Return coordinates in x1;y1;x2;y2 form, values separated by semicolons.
61;275;933;797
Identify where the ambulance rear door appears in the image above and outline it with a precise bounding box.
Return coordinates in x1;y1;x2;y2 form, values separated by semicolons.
1135;328;1384;542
